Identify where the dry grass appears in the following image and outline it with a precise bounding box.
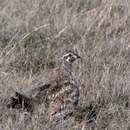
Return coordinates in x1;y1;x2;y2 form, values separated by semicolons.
0;0;130;129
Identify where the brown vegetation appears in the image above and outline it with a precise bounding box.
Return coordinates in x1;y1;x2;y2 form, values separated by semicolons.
0;0;130;129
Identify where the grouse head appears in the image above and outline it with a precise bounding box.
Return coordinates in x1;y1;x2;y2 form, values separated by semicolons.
62;50;80;64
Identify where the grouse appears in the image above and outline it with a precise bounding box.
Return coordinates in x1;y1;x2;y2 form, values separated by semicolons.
7;50;81;122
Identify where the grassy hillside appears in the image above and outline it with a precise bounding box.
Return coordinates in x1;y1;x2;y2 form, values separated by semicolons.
0;0;130;129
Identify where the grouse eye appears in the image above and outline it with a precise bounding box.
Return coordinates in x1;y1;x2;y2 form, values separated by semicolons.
68;53;72;57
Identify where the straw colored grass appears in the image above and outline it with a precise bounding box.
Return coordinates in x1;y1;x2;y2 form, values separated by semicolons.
0;0;130;129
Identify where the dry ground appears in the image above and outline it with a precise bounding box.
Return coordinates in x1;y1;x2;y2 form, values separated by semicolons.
0;0;130;129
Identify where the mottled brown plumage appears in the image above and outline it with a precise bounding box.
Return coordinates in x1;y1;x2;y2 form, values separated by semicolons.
48;82;79;121
7;50;81;122
45;50;80;121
